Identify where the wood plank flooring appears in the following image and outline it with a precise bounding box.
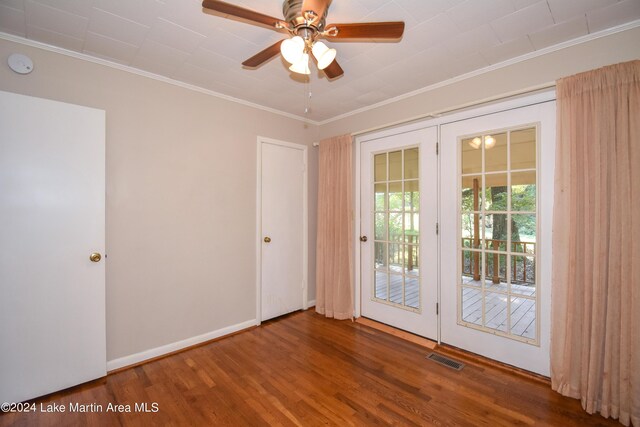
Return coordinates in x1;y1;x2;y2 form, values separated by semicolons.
460;278;536;339
0;310;617;427
375;271;419;308
354;317;436;350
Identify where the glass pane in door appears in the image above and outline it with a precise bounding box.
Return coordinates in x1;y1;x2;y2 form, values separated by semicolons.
372;147;421;311
459;126;539;343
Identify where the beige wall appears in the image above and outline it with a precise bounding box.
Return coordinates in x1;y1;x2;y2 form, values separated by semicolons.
1;25;638;364
318;26;640;139
0;38;319;361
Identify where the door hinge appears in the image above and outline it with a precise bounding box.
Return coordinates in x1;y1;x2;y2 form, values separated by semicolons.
436;142;439;155
436;303;439;315
436;222;439;235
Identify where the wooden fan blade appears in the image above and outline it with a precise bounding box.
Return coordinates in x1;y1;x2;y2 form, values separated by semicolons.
323;59;343;79
324;22;405;40
242;40;284;68
202;0;284;29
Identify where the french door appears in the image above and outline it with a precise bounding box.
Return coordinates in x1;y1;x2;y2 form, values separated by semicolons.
360;127;438;339
440;102;555;375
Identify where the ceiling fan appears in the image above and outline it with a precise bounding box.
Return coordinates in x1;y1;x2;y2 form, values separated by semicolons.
201;0;405;79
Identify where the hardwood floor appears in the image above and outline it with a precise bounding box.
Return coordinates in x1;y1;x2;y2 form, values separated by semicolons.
1;310;617;426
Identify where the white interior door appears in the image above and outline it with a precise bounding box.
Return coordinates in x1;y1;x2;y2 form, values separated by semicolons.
360;127;438;339
440;101;555;375
259;139;306;321
0;91;106;403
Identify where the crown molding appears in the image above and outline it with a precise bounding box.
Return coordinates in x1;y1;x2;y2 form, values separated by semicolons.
0;32;320;126
317;19;640;125
2;18;639;126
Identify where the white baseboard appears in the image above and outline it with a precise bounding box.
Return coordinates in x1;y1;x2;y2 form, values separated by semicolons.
307;299;316;307
106;319;257;372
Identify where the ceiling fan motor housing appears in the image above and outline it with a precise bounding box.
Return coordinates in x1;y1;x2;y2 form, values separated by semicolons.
283;0;328;35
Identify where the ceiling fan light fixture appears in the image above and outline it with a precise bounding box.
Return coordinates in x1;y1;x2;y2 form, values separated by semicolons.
281;35;305;64
201;0;406;80
311;41;336;70
289;53;311;75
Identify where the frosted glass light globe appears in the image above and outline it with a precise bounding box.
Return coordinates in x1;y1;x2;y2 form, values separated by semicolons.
289;53;311;75
281;36;305;64
311;41;336;70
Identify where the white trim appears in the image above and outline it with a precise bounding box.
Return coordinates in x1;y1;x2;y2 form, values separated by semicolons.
2;19;638;125
319;19;640;126
349;83;556;139
256;137;309;322
0;32;315;125
354;138;362;318
302;144;309;311
358;90;556;143
436;124;442;345
307;299;316;307
106;319;256;372
256;139;263;325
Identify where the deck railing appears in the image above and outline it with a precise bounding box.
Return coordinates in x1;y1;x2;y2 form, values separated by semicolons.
461;238;535;285
375;239;419;272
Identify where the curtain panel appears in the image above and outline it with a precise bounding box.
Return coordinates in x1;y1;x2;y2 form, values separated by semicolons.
551;60;640;426
316;134;354;320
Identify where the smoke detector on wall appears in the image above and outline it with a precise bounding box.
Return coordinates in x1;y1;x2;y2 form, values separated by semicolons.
7;53;34;75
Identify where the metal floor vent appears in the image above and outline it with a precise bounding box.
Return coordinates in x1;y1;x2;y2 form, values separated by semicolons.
426;353;465;371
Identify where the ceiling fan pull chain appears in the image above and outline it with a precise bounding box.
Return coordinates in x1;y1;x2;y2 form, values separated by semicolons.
304;78;312;115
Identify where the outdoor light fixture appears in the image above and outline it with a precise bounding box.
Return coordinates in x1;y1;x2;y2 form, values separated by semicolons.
469;135;496;149
484;135;496;149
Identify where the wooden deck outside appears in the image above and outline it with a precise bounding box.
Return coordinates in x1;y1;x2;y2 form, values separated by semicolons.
374;270;419;309
373;273;536;339
461;277;536;339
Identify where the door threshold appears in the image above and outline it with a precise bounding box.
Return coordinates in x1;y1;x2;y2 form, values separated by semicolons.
355;317;436;350
435;343;551;385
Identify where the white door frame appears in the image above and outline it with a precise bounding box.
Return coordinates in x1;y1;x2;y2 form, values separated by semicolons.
354;90;556;345
255;137;308;325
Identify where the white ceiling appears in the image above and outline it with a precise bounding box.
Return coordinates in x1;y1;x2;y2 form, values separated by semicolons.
1;0;639;122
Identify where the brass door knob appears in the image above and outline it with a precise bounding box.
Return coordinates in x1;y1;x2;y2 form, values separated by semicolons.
89;252;102;263
360;236;368;242
264;237;271;243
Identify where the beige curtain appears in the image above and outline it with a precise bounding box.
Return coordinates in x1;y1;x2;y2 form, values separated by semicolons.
316;134;354;320
551;60;640;426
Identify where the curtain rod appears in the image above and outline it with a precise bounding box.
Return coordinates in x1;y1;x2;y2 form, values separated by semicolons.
312;81;556;147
